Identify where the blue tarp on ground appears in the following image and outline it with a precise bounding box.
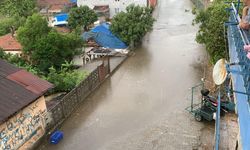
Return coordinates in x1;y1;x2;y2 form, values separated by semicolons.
82;23;128;49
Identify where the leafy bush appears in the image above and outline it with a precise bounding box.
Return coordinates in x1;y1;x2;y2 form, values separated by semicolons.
193;0;228;64
45;63;88;92
0;49;41;74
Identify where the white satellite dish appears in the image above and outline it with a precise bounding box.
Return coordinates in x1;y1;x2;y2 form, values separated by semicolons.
213;58;228;85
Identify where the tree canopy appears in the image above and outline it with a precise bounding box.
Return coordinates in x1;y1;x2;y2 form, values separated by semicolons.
68;5;98;30
32;31;83;72
17;13;83;72
0;0;36;36
0;0;36;18
17;13;50;54
0;17;25;36
110;5;155;45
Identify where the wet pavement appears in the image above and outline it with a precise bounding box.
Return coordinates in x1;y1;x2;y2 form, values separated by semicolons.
39;0;210;149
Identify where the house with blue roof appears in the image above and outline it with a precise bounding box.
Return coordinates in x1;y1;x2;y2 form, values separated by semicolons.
52;13;69;26
82;23;128;49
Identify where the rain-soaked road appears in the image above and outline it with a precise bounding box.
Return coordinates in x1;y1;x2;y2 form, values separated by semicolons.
42;0;208;149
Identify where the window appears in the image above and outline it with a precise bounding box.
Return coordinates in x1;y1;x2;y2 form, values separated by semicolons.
115;8;120;13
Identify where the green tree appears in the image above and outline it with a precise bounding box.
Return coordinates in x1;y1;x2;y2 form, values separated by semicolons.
193;0;228;63
32;31;83;72
0;16;26;36
110;5;155;45
0;0;36;18
46;65;88;92
68;5;98;30
17;13;50;54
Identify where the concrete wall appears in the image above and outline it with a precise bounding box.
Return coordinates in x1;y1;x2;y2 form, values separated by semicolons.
0;96;47;150
77;0;147;18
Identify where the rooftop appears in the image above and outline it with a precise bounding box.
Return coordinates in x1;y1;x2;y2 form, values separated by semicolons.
0;34;22;51
0;59;53;123
55;26;71;33
48;4;65;12
37;0;71;7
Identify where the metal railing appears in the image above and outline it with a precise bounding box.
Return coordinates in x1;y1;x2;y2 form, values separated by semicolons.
224;2;250;150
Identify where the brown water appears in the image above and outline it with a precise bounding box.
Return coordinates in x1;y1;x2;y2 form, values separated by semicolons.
40;0;209;149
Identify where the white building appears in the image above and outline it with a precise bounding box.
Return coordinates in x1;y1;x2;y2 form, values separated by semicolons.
77;0;148;18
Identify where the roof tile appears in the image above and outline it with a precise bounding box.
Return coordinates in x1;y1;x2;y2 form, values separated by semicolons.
0;34;22;51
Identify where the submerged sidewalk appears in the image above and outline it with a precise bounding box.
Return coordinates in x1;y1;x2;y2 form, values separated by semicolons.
73;55;128;73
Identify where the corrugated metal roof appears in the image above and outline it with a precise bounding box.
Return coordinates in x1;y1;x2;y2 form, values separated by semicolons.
0;76;38;122
0;59;20;77
7;70;53;95
0;59;53;123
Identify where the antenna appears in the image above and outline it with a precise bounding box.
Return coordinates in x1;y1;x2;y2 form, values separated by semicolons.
212;59;228;85
212;58;226;150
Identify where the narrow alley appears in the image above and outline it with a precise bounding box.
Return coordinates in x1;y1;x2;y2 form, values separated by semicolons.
40;0;208;149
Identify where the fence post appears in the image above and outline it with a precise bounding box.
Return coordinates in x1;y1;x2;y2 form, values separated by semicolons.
107;56;110;74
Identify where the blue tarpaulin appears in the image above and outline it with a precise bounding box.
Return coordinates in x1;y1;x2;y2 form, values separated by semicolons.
70;0;77;3
55;13;68;22
82;23;128;49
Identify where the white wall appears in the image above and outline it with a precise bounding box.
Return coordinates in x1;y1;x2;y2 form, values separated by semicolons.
4;50;22;56
77;0;148;18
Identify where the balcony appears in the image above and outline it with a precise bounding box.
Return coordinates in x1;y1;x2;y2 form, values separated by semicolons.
227;3;250;150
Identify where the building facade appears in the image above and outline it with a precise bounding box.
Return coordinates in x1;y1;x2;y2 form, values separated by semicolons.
77;0;148;18
0;97;47;150
0;59;53;150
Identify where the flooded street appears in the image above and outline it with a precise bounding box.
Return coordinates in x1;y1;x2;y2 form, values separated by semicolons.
42;0;208;149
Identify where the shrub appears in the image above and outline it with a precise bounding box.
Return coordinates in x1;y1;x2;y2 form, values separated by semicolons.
193;0;229;64
45;67;88;93
45;62;88;92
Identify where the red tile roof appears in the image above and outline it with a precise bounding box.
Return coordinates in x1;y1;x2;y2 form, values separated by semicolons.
0;34;22;51
37;0;71;7
49;4;64;12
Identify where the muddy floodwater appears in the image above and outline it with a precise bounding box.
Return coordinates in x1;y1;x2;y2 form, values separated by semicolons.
41;0;209;149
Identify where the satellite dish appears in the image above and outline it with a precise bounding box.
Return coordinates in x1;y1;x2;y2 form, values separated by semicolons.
213;59;228;85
